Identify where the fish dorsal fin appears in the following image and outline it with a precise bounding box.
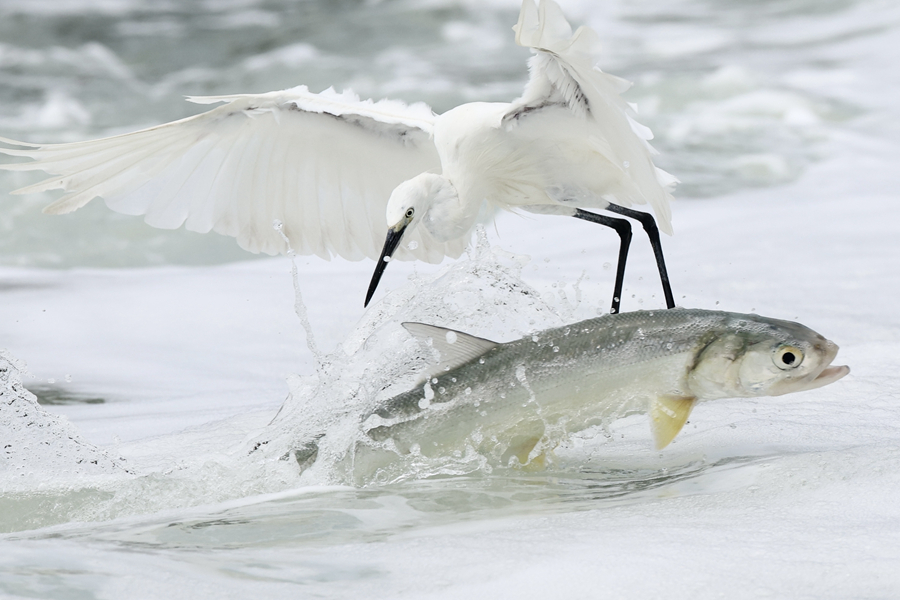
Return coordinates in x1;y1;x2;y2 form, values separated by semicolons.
649;395;697;449
402;322;499;376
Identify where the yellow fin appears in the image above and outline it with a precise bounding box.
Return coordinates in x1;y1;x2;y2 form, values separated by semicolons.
650;395;697;449
508;435;540;465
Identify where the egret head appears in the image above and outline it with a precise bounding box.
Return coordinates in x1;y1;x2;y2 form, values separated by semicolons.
365;174;457;307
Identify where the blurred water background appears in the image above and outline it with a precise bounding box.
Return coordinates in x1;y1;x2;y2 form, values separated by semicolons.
1;0;894;267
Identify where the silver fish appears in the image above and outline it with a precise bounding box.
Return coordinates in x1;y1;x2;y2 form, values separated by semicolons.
359;309;849;467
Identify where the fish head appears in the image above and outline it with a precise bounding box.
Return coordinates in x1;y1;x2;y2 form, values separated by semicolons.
687;316;849;400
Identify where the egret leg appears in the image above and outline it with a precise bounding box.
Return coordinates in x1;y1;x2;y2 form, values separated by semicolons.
572;209;632;314
604;204;676;309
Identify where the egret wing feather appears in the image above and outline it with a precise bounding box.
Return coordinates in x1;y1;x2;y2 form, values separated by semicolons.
0;86;450;260
508;0;676;234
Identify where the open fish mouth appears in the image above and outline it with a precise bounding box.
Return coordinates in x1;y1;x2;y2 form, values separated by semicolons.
796;340;849;392
806;364;851;390
769;356;850;396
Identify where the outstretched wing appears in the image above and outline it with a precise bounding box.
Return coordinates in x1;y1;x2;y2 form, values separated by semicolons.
506;0;676;234
0;86;447;261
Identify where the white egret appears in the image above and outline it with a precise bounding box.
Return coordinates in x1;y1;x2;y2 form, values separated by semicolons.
0;0;677;313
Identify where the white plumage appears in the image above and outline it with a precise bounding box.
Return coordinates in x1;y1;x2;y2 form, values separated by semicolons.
0;0;676;295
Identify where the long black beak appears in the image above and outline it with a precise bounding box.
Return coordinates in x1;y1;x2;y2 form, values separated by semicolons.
364;226;407;307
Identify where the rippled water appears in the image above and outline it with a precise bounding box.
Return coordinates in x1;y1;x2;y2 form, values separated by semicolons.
1;0;899;598
2;0;891;266
11;455;759;543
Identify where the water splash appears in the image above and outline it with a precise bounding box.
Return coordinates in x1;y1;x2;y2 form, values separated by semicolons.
274;219;323;372
0;243;610;528
247;238;575;485
0;350;128;484
0;349;131;531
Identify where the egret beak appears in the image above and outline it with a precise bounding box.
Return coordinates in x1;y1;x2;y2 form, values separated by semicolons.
364;223;408;307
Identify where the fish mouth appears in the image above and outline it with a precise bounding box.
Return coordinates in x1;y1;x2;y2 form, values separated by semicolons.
803;364;850;391
797;339;849;392
769;342;849;396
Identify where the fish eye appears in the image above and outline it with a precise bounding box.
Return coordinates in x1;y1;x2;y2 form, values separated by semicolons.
773;345;804;370
405;208;415;219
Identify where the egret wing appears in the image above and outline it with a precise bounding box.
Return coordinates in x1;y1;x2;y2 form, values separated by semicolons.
506;0;676;234
0;86;449;261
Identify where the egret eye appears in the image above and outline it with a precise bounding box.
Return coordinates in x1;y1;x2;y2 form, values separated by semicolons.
405;208;415;219
773;345;803;369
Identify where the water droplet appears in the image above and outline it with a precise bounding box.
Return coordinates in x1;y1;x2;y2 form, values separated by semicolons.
438;387;446;394
272;219;283;231
407;240;419;250
382;255;391;263
532;335;540;342
715;300;720;305
553;346;559;352
451;377;457;383
465;387;472;395
445;331;457;344
431;378;438;384
623;160;630;168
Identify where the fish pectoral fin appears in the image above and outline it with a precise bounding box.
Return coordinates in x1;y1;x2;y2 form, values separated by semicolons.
508;434;540;464
649;395;697;450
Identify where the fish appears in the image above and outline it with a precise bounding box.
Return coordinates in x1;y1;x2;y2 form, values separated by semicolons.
355;309;849;468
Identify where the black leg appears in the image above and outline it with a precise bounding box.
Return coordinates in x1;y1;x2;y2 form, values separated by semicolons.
604;204;676;310
573;209;632;314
